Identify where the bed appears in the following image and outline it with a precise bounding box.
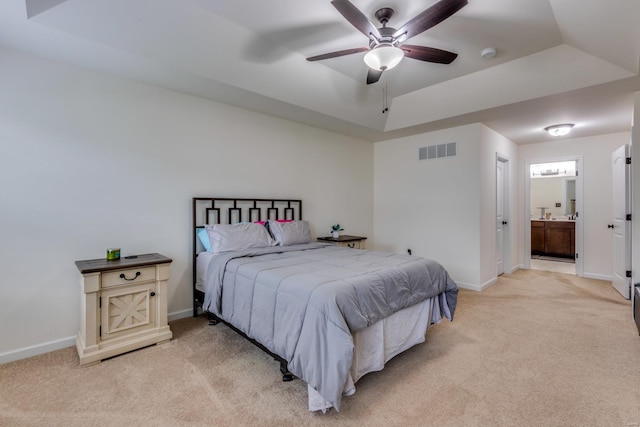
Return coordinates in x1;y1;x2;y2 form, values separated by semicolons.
192;197;458;411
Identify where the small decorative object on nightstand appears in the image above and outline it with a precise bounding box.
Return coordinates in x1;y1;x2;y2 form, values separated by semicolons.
331;224;344;239
317;235;367;249
75;253;173;366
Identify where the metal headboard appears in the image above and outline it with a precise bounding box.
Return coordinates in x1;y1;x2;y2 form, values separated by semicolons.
191;197;302;316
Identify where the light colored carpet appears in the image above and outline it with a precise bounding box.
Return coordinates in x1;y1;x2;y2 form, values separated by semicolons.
1;269;639;426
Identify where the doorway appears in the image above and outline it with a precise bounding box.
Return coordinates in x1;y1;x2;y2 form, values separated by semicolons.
525;157;583;276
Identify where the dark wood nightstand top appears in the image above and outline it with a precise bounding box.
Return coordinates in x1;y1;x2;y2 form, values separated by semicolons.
75;253;172;274
317;235;367;243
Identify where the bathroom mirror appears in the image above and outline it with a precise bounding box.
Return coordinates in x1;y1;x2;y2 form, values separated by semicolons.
530;161;577;219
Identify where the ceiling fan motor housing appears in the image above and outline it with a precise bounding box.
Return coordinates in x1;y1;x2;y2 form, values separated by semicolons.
370;8;399;48
374;7;394;25
369;26;399;49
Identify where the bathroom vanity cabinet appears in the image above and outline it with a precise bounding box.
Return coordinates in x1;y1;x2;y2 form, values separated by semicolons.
531;220;575;258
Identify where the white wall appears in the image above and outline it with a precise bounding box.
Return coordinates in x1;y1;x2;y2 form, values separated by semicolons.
519;132;630;280
373;123;519;290
0;48;374;361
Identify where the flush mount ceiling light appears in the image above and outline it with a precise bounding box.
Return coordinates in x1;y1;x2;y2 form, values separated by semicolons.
545;123;574;137
481;47;496;59
364;44;404;71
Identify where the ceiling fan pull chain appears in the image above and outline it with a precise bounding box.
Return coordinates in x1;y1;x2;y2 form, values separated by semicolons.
382;80;389;114
382;81;389;114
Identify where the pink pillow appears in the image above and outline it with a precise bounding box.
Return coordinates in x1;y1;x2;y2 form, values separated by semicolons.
255;219;292;225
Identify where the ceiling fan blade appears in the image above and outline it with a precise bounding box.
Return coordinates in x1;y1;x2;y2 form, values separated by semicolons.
306;47;369;62
331;0;381;40
366;69;383;85
401;44;458;64
393;0;468;43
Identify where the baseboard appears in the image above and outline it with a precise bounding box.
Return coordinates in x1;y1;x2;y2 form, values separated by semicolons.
581;272;612;282
1;308;197;365
456;282;479;291
168;308;195;322
0;335;76;365
479;277;498;291
456;277;496;292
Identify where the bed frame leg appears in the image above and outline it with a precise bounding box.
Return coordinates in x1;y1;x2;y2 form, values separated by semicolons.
204;310;294;381
208;312;219;325
279;360;295;382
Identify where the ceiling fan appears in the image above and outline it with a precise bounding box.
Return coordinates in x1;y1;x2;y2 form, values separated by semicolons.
307;0;468;84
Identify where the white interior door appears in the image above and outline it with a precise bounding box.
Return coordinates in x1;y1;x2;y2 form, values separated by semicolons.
496;159;506;275
611;144;631;299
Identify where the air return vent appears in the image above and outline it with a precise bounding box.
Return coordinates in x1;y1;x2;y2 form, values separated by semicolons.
419;142;456;160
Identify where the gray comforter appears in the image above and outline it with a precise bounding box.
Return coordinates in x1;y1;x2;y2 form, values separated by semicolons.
203;243;457;410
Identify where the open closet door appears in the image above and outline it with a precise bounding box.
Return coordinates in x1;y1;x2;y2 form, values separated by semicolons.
611;144;631;299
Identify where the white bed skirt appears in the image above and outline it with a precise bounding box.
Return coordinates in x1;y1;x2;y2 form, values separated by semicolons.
196;251;215;292
308;294;449;412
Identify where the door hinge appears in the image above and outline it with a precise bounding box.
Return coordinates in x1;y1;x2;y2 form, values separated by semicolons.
575;253;578;259
627;271;632;278
627;214;632;221
576;170;579;176
99;325;102;337
627;157;631;164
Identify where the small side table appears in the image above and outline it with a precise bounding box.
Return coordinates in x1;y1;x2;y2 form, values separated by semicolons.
75;253;173;366
317;235;367;249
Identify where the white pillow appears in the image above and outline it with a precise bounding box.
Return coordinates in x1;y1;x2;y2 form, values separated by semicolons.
205;223;276;254
268;220;311;246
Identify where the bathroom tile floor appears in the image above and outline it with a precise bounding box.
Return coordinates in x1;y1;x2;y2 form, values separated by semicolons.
530;258;576;275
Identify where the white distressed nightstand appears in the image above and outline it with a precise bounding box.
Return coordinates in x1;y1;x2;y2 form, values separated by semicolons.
75;253;173;366
317;235;367;249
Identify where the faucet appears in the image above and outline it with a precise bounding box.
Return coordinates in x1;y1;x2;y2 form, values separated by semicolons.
537;207;548;220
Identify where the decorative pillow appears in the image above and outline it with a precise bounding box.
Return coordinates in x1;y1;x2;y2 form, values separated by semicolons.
205;223;276;254
267;220;311;246
196;228;212;252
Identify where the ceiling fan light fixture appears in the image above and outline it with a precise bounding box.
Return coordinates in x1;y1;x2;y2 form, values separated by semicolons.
364;44;404;71
545;123;574;137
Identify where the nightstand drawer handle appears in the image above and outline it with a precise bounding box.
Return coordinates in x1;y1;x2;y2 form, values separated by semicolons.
119;271;141;281
347;243;355;248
